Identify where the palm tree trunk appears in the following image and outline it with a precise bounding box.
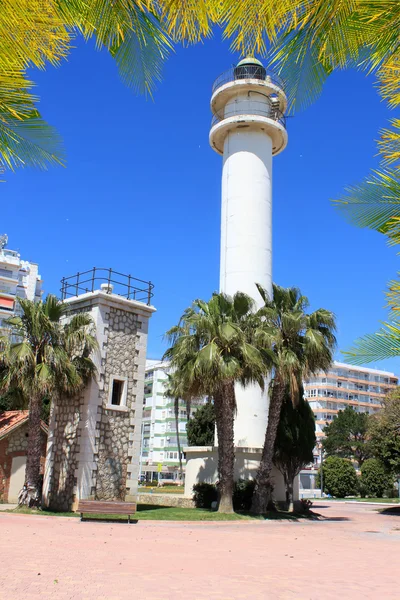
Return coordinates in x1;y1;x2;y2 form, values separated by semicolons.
214;380;235;513
174;397;183;481
251;376;286;515
286;477;294;513
25;393;43;493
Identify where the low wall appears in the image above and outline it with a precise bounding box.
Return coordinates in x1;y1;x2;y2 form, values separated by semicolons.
137;493;195;509
184;446;299;503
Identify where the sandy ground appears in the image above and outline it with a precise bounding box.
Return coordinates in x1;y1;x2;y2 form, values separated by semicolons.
0;501;399;599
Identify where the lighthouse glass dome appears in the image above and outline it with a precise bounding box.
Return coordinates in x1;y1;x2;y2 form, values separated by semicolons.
212;59;286;94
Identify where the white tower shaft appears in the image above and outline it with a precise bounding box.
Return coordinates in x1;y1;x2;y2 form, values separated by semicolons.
220;129;273;447
210;59;288;449
220;129;273;302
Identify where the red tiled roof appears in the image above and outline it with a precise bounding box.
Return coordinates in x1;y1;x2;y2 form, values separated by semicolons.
0;410;48;440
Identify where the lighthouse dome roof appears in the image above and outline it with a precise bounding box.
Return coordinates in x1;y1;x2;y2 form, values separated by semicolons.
236;56;264;68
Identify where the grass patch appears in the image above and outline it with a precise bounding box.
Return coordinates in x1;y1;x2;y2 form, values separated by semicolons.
4;504;307;521
355;498;400;503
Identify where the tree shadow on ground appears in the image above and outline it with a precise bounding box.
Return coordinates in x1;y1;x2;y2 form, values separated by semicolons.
137;504;170;512
379;507;400;516
315;516;352;522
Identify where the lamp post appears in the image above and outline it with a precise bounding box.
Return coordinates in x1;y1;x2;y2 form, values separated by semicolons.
319;442;324;498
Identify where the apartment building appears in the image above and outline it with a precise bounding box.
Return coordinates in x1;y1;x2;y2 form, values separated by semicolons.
303;361;398;438
140;359;205;482
300;361;398;497
0;235;43;338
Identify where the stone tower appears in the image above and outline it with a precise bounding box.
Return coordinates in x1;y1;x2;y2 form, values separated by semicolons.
42;270;155;511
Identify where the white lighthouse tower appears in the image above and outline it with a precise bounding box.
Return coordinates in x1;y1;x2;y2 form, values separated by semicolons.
210;57;288;448
184;59;290;499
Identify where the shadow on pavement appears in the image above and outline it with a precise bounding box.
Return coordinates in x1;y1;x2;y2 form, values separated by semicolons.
317;516;351;522
379;507;400;516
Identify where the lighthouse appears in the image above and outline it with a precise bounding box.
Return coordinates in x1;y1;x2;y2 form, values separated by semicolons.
210;57;288;448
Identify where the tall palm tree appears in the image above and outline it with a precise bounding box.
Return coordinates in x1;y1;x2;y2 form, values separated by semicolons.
250;284;336;514
0;295;97;496
164;372;186;481
164;291;272;513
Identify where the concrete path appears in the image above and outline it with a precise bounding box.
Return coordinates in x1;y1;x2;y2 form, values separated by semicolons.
0;502;398;599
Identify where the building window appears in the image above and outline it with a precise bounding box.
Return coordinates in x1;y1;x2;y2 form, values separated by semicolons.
111;379;124;405
107;375;128;410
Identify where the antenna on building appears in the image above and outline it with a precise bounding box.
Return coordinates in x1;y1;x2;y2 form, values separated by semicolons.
0;234;8;249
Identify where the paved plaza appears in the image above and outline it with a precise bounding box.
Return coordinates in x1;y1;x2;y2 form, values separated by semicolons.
0;502;398;599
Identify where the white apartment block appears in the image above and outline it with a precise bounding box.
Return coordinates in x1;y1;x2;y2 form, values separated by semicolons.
140;359;205;482
0;235;43;337
300;361;398;497
304;361;398;438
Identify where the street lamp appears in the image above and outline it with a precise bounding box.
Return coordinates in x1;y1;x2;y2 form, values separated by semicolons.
317;441;324;498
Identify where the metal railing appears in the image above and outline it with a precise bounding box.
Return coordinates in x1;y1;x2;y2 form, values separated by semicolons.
60;267;154;305
212;66;286;94
211;101;286;129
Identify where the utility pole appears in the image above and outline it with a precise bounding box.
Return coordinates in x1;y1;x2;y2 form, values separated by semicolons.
320;443;324;498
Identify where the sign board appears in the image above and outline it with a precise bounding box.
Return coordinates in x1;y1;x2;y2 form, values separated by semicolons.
157;463;163;473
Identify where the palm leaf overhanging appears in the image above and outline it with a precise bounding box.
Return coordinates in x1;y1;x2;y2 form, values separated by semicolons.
0;0;174;176
3;1;399;176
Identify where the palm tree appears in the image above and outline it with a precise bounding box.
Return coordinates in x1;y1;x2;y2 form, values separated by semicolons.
0;295;97;497
164;291;272;513
250;284;336;514
164;372;187;481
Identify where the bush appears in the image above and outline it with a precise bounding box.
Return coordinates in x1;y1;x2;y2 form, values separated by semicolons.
360;458;393;498
187;402;215;446
319;456;358;498
358;481;367;498
192;483;218;508
193;479;256;510
384;487;398;499
233;479;255;511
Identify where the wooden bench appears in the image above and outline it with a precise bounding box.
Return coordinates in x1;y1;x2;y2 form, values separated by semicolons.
77;500;137;523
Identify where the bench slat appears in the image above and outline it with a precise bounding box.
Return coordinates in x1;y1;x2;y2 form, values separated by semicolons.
77;500;136;515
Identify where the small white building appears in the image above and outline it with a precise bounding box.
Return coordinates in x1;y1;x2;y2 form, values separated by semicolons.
0;234;43;337
140;360;206;482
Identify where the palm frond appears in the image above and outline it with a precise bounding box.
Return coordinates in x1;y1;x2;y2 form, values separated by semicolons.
0;106;65;171
377;119;400;168
157;0;218;45
376;52;400;109
109;9;172;97
343;321;400;365
333;168;400;245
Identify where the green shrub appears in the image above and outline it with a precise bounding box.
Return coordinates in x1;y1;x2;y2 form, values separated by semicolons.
193;479;256;510
233;479;255;511
360;458;393;498
319;456;358;498
192;483;218;508
384;487;398;499
358;480;367;498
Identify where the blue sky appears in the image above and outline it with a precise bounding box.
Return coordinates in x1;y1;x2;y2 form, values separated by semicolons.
2;34;399;374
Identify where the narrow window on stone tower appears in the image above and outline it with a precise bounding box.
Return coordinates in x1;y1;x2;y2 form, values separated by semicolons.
107;375;128;409
111;379;124;405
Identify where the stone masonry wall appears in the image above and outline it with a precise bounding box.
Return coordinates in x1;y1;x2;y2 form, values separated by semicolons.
44;397;81;511
0;423;47;503
94;307;140;501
